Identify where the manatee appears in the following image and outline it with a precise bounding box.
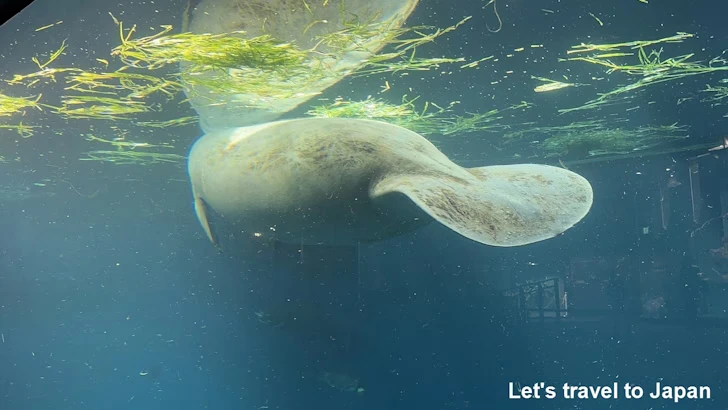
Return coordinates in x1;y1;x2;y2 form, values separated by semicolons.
188;117;593;247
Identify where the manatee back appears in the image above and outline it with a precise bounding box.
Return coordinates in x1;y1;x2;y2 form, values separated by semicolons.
188;118;439;217
187;118;438;244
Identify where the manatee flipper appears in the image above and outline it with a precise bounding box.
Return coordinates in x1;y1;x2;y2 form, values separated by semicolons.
371;164;593;247
194;195;219;247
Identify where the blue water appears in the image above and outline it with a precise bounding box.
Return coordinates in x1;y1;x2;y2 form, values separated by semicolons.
2;0;728;409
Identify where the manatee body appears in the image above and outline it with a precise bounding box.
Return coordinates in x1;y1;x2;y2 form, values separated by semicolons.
188;117;593;247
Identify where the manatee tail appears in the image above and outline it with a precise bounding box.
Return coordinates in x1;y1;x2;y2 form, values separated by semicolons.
371;164;593;247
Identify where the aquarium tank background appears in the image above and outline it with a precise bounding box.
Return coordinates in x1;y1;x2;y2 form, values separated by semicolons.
1;0;728;409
